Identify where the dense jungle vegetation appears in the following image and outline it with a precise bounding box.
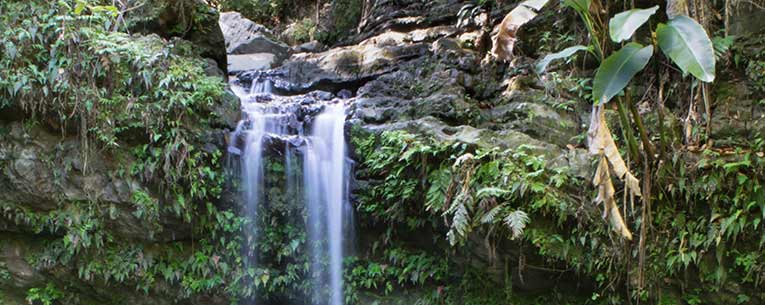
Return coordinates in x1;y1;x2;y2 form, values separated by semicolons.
0;0;764;305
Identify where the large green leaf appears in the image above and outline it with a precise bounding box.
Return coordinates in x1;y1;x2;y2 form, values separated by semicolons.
535;45;589;74
563;0;591;14
608;6;659;42
593;42;653;104
656;15;716;82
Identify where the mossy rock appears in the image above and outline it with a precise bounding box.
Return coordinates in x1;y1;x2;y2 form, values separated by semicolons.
126;0;227;72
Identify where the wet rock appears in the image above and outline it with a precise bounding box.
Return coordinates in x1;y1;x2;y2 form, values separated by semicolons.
310;90;335;101
227;53;277;74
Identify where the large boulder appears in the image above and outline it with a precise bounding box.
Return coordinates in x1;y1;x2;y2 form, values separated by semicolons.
227;53;279;74
350;0;465;44
125;0;227;73
238;30;433;93
219;11;290;69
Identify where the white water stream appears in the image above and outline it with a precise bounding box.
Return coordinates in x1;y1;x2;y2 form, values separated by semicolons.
229;76;350;305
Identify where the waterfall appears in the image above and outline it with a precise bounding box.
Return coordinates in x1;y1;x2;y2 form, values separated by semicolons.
304;104;346;305
228;74;350;305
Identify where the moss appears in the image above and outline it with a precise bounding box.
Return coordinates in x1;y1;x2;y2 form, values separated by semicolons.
733;34;765;93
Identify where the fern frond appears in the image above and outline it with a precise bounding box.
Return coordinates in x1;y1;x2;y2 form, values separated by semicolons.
447;202;470;246
480;206;503;224
504;210;530;239
426;168;451;211
476;187;509;199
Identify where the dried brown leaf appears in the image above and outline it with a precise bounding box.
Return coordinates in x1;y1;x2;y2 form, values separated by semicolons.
589;108;636;240
589;108;642;196
593;156;633;240
491;0;550;61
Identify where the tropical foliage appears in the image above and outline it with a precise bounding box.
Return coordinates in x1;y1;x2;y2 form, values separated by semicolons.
1;0;764;305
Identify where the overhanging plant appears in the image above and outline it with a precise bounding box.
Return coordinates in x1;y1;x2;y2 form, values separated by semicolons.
532;2;717;239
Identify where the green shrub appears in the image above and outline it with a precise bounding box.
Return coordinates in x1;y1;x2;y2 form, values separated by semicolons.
218;0;287;25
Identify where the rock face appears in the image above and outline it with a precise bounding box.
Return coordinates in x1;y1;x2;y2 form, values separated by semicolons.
711;81;765;144
225;1;588;172
352;0;464;44
219;11;290;72
0;122;190;241
728;2;765;36
126;0;228;72
227;53;278;74
0;121;207;305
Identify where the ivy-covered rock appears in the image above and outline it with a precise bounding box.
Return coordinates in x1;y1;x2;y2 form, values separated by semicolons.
0;1;244;304
126;0;228;72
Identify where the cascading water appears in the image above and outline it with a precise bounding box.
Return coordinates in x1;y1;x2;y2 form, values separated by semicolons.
304;104;346;305
228;73;351;305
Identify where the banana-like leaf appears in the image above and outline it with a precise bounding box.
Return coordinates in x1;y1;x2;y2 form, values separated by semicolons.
608;5;659;42
491;0;550;61
589;108;637;240
593;155;633;240
592;42;653;104
589;110;642;198
656;15;716;82
522;0;549;10
563;0;591;14
535;45;589;74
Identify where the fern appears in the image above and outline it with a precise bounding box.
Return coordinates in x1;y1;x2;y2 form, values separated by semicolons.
426;168;451;211
476;187;509;199
447;202;470;246
446;191;473;246
504;210;530;240
712;35;735;60
480;206;503;224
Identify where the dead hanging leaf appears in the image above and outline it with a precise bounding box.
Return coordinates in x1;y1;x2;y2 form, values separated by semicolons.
588;105;638;240
589;106;641;197
593;155;633;240
491;0;550;61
